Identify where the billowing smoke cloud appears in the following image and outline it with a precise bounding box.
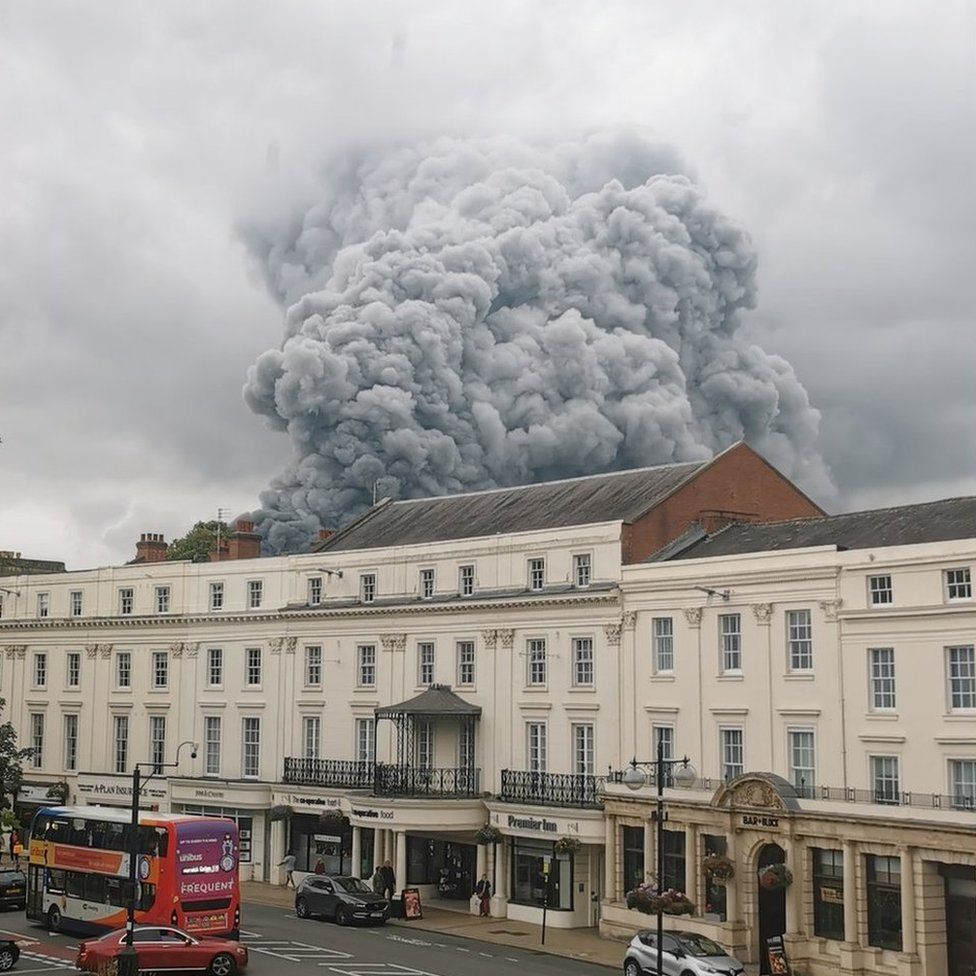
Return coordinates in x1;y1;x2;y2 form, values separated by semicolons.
244;132;833;553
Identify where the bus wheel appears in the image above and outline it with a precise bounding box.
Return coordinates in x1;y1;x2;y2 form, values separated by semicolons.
208;952;236;976
46;906;62;932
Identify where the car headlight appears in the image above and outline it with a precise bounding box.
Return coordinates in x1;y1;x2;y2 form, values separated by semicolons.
699;967;720;974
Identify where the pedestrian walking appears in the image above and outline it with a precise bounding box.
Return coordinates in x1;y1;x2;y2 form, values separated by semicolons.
8;831;19;867
475;872;492;916
379;859;396;900
278;851;297;888
371;865;384;894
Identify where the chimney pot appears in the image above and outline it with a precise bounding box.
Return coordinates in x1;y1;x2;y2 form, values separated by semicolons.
318;529;334;541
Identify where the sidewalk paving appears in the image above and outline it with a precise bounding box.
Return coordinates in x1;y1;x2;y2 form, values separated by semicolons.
241;880;625;969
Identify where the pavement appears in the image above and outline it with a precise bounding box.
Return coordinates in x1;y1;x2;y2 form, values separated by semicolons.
242;880;626;970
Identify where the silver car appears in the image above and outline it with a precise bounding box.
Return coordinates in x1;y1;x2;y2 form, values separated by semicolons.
624;930;745;976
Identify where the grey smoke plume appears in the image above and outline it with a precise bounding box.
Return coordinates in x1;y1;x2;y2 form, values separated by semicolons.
244;133;832;553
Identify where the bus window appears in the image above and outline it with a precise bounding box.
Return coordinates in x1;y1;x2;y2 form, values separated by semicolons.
84;873;107;904
106;877;125;908
31;814;51;839
66;873;85;899
104;823;126;851
47;869;66;894
138;883;156;911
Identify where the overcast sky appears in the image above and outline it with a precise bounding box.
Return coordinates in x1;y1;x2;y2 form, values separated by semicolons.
1;1;973;570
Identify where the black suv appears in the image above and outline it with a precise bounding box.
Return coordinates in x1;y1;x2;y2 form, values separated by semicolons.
295;875;389;925
0;938;19;970
0;872;26;911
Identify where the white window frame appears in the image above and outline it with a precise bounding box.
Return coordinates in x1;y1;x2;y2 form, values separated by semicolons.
154;586;171;615
947;645;976;710
572;722;595;775
719;614;742;673
653;724;674;784
653;617;674;673
788;728;816;795
418;642;435;687
868;574;893;606
66;651;81;689
209;581;224;611
150;715;166;773
113;714;128;774
871;754;900;805
360;573;376;604
949;759;976;809
458;565;475;597
419;568;435;600
572;636;594;687
526;722;548;773
204;716;221;776
30;712;44;769
720;726;744;781
245;647;262;687
151;651;169;690
305;645;322;687
787;609;813;672
945;567;973;602
247;579;263;609
33;652;47;688
456;641;475;687
526;637;547;687
307;576;323;606
207;647;223;688
116;651;132;689
416;720;434;769
458;723;475;771
242;717;261;778
867;647;897;710
69;590;83;617
573;553;592;588
119;588;134;616
356;718;375;763
37;592;50;618
303;716;321;761
528;557;545;592
63;713;78;771
357;645;376;687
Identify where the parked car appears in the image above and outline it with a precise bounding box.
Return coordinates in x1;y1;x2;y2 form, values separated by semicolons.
76;926;247;976
0;939;19;971
295;875;389;925
0;872;26;910
624;930;745;976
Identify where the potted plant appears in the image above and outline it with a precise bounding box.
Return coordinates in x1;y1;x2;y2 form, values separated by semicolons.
553;835;581;856
269;804;292;823
626;880;695;916
474;823;502;846
318;808;344;825
758;863;793;890
702;853;735;884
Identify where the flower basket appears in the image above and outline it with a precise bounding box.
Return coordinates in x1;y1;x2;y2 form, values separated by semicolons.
474;824;502;846
269;804;293;823
318;808;345;824
46;781;70;805
626;882;695;916
553;836;581;856
758;863;793;890
702;853;735;884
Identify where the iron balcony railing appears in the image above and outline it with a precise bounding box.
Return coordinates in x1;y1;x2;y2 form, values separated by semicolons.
372;764;481;797
282;757;374;789
499;770;604;808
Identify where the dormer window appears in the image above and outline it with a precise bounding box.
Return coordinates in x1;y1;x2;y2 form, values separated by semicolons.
573;553;592;588
308;576;323;606
528;558;545;592
361;573;376;604
420;568;435;600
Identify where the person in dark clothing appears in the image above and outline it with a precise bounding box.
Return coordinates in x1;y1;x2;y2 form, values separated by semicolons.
475;873;492;916
379;859;396;900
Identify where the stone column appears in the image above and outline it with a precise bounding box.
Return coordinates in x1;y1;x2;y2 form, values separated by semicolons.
685;824;699;905
785;837;803;935
395;831;408;900
604;815;616;899
491;840;508;915
270;819;285;885
900;847;917;955
351;826;362;878
476;843;488;882
842;840;858;945
643;817;655;887
725;830;739;922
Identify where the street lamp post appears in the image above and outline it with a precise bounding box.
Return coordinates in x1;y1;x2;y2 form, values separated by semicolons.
117;740;198;976
621;741;697;976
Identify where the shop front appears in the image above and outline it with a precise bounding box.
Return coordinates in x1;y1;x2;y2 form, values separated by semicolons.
76;772;167;810
169;779;272;882
601;771;976;976
270;789;360;875
485;800;606;928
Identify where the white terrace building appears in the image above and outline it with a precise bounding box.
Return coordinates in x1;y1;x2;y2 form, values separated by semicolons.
608;497;976;976
0;443;819;932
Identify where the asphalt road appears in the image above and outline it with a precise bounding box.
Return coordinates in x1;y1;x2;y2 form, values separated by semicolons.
0;901;614;976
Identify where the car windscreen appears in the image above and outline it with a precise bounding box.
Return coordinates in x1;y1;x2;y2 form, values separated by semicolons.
334;877;371;893
679;934;727;957
0;872;24;883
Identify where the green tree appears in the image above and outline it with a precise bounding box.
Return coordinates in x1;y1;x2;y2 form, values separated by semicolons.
165;520;231;562
0;698;33;811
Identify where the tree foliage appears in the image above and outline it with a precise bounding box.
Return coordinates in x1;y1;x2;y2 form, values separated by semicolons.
165;520;231;562
0;698;33;811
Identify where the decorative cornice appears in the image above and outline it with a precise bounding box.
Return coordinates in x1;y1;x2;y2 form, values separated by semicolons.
284;636;297;655
3;645;26;660
482;629;498;649
682;607;703;628
269;638;283;655
380;633;406;653
170;642;184;658
751;603;773;625
819;599;843;622
621;611;637;631
603;622;622;645
85;643;99;659
99;643;113;659
184;642;199;658
498;629;515;649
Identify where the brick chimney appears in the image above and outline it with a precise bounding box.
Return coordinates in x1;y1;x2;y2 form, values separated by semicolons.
698;510;757;535
134;532;168;563
317;529;333;544
223;519;261;560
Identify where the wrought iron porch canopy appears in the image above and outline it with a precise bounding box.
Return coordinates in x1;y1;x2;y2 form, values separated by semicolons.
375;684;482;720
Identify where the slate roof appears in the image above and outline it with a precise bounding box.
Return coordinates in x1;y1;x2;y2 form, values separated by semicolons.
657;496;976;561
376;684;482;718
317;457;714;553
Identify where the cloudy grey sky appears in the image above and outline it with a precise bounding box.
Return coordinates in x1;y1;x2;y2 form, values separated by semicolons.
1;1;973;569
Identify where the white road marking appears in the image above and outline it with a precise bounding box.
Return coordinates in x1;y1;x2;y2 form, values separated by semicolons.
322;966;444;976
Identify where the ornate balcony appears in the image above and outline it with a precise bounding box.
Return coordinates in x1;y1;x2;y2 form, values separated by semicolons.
282;757;374;789
499;769;604;809
373;763;481;798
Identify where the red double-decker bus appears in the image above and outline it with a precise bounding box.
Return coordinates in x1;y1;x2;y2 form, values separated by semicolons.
27;806;240;937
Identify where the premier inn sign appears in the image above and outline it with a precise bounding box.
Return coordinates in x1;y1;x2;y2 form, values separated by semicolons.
507;814;558;832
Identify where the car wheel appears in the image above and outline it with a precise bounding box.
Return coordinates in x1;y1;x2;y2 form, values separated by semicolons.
623;960;642;976
0;947;17;971
296;897;311;919
335;905;350;926
208;952;237;976
47;905;62;931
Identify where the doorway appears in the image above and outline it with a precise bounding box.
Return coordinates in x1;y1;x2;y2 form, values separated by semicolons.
944;865;976;976
757;843;787;975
